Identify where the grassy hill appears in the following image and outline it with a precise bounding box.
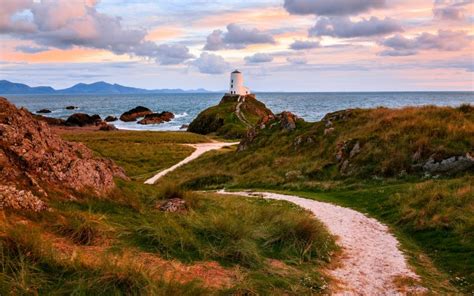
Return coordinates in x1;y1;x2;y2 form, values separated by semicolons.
187;94;273;139
163;104;474;293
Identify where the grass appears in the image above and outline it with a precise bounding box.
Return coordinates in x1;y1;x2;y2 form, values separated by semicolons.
0;130;338;294
62;131;209;180
188;94;273;139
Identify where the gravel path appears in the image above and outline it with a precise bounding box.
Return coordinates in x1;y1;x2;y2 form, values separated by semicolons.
219;190;424;295
144;142;239;184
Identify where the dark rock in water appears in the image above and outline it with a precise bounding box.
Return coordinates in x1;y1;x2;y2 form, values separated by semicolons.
32;114;66;126
65;106;77;110
180;124;189;130
0;97;128;208
157;198;187;212
37;109;52;114
99;123;118;131
138;111;174;125
120;106;152;122
105;115;117;122
65;113;102;127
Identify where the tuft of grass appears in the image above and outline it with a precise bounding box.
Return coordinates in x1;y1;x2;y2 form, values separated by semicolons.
52;211;107;245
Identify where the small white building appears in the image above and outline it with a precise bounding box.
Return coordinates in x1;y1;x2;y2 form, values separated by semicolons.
229;70;250;95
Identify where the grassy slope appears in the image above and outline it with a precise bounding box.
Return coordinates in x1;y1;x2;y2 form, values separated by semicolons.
62;131;209;180
0;130;338;295
187;95;273;139
160;105;474;293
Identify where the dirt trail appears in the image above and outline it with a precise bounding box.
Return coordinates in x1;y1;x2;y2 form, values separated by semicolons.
144;142;239;184
219;190;424;295
235;96;252;128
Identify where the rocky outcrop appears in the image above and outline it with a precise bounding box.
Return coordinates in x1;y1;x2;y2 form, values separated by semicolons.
32;114;66;126
37;109;51;114
138;112;174;125
0;97;127;207
99;123;118;131
120;106;153;122
0;185;48;212
188;94;273;139
105;116;117;122
65;113;102;127
423;153;474;175
157;198;187;212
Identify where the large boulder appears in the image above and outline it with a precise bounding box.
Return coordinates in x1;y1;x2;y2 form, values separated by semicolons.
0;97;127;208
32;114;66;126
138;111;174;125
37;109;51;114
120;106;153;122
105;115;118;122
65;113;102;127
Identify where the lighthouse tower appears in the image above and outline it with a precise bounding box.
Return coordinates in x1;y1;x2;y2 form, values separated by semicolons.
229;70;250;95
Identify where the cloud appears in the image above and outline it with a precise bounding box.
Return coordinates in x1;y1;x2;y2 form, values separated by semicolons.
290;40;320;50
284;0;386;16
192;52;230;74
245;53;273;63
203;23;275;51
310;17;403;38
15;45;49;53
433;0;472;21
381;30;471;55
0;0;192;64
287;57;308;65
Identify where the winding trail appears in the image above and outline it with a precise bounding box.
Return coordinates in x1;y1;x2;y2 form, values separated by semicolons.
235;96;252;128
219;190;423;295
144;142;239;184
144;143;424;294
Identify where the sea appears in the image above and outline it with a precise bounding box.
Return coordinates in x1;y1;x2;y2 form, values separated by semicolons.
5;92;474;131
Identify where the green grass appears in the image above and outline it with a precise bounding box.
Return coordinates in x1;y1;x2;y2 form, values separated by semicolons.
0;130;338;295
62;131;209;180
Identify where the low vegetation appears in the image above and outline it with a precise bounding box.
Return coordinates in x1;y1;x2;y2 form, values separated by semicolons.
159;104;473;293
0;130;338;295
62;131;208;180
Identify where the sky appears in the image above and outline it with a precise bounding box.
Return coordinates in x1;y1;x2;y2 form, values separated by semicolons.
0;0;473;91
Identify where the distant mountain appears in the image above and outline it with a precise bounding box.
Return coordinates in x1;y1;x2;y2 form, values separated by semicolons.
0;80;213;94
0;80;55;94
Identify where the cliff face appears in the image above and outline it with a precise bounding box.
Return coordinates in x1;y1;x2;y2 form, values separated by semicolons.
187;94;273;139
0;97;127;211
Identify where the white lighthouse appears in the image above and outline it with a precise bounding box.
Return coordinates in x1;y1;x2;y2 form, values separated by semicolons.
229;70;250;96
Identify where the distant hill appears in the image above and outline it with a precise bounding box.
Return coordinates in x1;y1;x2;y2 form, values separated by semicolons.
0;80;212;94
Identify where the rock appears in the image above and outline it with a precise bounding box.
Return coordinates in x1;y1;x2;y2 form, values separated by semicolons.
350;141;361;158
277;111;298;131
65;106;77;110
120;106;153;122
65;113;102;127
322;109;353;123
423;153;474;175
105;116;117;122
325;120;333;127
340;160;350;174
137;111;174;125
0;185;48;212
324;127;335;136
32;114;66;126
99;123;118;131
0;97;128;199
37;109;52;114
158;198;187;212
180;124;189;130
238;128;258;152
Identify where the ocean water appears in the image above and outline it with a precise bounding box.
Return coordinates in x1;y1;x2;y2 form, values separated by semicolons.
5;92;474;131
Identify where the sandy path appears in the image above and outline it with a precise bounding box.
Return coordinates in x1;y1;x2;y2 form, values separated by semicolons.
144;142;239;184
235;96;252;128
219;190;423;295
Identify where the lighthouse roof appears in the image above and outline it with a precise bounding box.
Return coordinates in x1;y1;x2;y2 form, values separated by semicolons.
232;70;241;74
